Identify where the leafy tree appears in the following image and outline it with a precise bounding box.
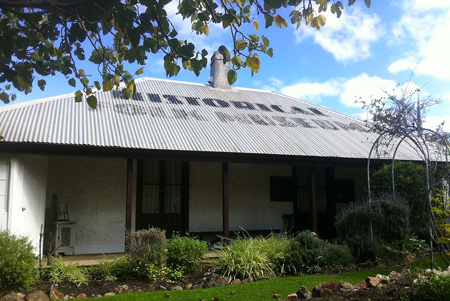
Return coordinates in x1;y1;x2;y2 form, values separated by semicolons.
0;0;371;108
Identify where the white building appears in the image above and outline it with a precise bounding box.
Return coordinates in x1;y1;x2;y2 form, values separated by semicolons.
0;53;422;255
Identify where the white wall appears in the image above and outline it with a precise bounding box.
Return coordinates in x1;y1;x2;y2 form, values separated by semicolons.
0;158;9;230
46;156;130;254
189;162;293;232
6;155;48;255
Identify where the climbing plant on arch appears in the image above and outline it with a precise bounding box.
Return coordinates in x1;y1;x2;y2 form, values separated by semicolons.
361;84;450;266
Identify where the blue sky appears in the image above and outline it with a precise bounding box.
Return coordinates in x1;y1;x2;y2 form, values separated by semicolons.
4;0;450;130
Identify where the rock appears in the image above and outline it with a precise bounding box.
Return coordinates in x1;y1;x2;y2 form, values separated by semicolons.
27;291;49;301
192;282;204;290
285;293;299;301
230;279;242;285
103;293;115;297
242;278;251;284
0;292;26;301
366;276;381;288
184;283;193;290
354;280;367;290
339;281;353;293
376;274;390;284
159;286;167;291
49;287;65;301
204;273;229;288
114;285;129;294
75;294;86;299
312;281;339;298
148;285;156;292
319;289;334;298
171;286;183;291
389;271;402;281
296;286;311;299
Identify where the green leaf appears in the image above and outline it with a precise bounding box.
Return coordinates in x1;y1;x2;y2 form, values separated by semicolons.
222;48;231;63
68;78;76;87
94;81;101;90
89;53;103;64
102;80;114;92
262;36;270;47
348;0;356;5
264;14;273;28
38;79;46;91
122;88;132;99
231;56;244;68
86;95;97;109
235;40;248;51
75;90;83;102
364;0;371;8
227;70;237;85
5;84;11;90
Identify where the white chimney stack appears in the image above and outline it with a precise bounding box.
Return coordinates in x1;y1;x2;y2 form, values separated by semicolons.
209;46;231;89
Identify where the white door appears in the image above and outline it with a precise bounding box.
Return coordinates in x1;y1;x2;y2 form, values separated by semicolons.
0;160;9;230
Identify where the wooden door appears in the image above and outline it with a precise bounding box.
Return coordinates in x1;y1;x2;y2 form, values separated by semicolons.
136;160;188;236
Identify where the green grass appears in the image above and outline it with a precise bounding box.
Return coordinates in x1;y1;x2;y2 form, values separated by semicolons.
96;257;449;301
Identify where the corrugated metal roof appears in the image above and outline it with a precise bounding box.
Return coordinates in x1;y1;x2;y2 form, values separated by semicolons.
0;77;424;160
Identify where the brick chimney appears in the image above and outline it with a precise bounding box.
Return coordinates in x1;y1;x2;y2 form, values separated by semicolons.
208;46;231;89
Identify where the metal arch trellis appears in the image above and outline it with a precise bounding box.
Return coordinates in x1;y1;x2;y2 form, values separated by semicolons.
367;128;450;268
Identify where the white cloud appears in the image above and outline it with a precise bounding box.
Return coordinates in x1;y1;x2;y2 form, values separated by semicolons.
389;2;450;80
295;7;384;63
279;73;397;107
340;74;397;107
281;79;340;104
404;0;450;11
259;76;285;91
423;115;450;132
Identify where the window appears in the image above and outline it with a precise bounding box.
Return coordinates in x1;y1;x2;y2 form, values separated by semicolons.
141;160;181;214
270;176;295;202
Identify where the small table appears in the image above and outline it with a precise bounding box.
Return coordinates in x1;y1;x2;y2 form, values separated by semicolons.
53;221;76;256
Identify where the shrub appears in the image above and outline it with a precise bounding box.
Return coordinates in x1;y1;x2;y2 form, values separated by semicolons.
166;235;207;269
335;195;411;262
214;238;273;281
127;227;166;256
126;228;167;276
286;230;353;274
146;263;184;283
90;255;131;281
252;235;291;275
0;231;38;291
414;272;450;301
371;161;428;238
47;256;87;287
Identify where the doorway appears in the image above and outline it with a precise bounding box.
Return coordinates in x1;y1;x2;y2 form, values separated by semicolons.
136;160;188;236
